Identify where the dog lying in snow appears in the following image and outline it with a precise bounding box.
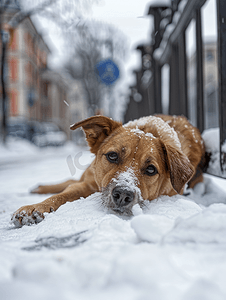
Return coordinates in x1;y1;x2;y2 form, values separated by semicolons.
12;115;205;226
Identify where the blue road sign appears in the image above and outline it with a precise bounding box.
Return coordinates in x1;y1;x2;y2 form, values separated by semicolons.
95;59;120;85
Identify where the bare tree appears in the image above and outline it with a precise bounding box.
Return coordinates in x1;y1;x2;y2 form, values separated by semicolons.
64;20;128;116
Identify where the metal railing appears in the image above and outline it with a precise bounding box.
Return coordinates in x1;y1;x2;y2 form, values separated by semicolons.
124;0;226;177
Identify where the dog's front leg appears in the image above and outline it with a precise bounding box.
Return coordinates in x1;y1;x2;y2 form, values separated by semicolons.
12;181;98;227
30;179;78;194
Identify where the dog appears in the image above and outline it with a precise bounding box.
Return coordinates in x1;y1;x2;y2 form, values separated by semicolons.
12;114;205;226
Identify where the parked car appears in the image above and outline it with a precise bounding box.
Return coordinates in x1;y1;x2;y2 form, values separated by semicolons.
7;117;31;140
31;122;67;147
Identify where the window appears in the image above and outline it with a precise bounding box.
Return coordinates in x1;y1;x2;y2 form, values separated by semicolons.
10;30;18;51
9;58;18;81
10;89;18;115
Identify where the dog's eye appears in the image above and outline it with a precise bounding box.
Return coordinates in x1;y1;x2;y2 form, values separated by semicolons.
145;165;158;176
106;151;119;163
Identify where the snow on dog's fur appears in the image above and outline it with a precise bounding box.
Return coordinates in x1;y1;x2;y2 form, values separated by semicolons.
101;168;143;215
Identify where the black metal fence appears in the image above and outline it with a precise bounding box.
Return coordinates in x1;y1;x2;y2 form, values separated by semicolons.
124;0;226;178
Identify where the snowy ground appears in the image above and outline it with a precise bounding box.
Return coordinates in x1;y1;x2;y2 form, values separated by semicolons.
1;138;226;300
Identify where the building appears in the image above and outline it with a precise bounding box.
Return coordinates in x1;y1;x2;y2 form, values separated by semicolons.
0;1;71;139
203;40;218;129
68;80;88;144
187;40;218;129
41;69;71;138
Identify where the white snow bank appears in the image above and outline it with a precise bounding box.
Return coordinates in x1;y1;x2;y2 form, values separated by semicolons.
131;195;201;243
0;137;84;166
132;197;226;245
2;178;226;300
202;128;226;177
188;176;226;206
202;128;220;153
0;137;38;159
163;203;226;244
131;214;174;242
1;140;226;300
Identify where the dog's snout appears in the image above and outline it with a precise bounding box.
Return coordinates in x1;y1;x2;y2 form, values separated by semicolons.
112;187;134;207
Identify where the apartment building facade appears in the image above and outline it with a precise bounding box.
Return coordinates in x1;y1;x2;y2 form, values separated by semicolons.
1;3;71;137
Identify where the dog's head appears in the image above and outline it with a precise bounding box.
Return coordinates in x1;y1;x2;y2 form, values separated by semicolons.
71;116;194;215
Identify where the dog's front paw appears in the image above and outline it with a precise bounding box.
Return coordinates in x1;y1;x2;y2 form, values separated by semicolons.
11;204;46;227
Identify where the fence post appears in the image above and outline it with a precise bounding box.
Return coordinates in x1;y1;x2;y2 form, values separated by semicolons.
147;78;155;114
195;8;204;133
1;29;9;144
217;0;226;171
178;32;188;117
169;42;180;115
135;46;151;117
148;6;168;114
152;7;162;114
169;35;188;117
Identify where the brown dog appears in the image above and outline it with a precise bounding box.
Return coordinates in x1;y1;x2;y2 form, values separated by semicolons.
12;115;205;226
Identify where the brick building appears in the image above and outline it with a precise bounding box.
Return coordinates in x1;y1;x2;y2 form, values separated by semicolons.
7;16;50;119
0;1;71;138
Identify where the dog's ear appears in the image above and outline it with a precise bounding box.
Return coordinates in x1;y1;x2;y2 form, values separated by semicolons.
162;143;195;194
70;116;122;154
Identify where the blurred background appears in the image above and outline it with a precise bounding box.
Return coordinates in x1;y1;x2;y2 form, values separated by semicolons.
0;0;224;155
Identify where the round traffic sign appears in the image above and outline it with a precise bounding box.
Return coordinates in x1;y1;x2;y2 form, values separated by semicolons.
95;59;120;85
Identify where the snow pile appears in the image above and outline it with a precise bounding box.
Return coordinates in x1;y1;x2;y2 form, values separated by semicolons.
0;137;38;161
202;128;220;153
2;187;226;300
131;214;174;243
1;141;226;300
202;128;226;177
164;203;226;244
1;180;226;300
0;137;83;166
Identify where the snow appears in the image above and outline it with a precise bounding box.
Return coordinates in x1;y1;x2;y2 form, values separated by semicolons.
1;138;226;300
153;0;217;64
178;0;188;13
160;17;170;30
202;128;226;177
148;0;171;7
129;126;156;140
124;116;181;149
113;168;140;194
202;128;220;153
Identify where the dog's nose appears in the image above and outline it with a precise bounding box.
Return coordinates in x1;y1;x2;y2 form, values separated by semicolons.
112;187;135;207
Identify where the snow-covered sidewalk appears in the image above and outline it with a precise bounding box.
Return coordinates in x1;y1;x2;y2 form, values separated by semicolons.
1;139;226;300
